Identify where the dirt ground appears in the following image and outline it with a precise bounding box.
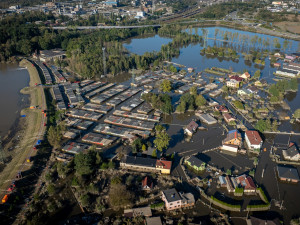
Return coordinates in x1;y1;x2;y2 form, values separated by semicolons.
0;59;47;191
273;15;300;35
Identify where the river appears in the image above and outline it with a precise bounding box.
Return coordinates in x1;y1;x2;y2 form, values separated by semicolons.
0;63;29;140
123;26;300;224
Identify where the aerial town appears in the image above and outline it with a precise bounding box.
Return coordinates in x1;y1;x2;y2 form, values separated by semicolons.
0;0;300;225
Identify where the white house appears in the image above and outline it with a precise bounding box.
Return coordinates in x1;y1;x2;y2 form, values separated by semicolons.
226;79;240;88
245;130;263;150
283;143;300;161
221;144;238;153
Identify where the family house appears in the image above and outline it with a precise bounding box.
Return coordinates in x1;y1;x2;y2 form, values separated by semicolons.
214;105;229;113
161;188;195;211
245;130;263;150
223;113;236;124
223;130;242;146
184;120;199;136
185;156;206;171
240;72;251;80
277;165;300;183
142;176;154;191
226;79;240;88
282;142;300;161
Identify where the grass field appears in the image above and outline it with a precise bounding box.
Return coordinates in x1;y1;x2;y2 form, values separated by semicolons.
0;59;47;191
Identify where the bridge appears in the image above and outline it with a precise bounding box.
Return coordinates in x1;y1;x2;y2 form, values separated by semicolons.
52;24;161;30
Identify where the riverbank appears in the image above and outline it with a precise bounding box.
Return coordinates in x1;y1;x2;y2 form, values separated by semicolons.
0;59;47;191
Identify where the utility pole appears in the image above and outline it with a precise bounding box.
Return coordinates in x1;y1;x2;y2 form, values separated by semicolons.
102;47;106;77
0;137;6;164
152;0;155;14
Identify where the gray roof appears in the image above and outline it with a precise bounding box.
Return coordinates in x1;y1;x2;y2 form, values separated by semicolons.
124;156;156;168
285;144;299;158
162;188;181;203
146;217;162;225
277;165;300;181
186;155;205;168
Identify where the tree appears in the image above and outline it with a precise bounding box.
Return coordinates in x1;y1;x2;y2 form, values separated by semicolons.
253;70;261;79
190;86;197;96
226;169;232;175
47;126;62;149
195;94;207;107
160;79;172;93
169;65;177;73
142;144;147;152
47;184;56;196
74;152;94;176
109;183;133;209
153;125;171;152
108;161;115;169
294;109;300;119
132;138;142;152
80;194;90;207
152;149;157;158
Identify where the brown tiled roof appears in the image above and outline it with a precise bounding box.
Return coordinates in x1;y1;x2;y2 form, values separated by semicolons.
245;130;262;145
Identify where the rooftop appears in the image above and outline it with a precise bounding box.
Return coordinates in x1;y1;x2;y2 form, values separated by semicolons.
162;188;181;203
277;165;300;181
245;130;262;145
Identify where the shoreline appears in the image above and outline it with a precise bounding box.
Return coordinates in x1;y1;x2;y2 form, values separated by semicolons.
0;58;47;190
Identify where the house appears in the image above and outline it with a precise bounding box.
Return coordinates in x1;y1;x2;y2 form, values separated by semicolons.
240;72;250;80
274;52;283;58
161;188;195;210
198;113;217;125
247;86;259;94
235;175;256;193
230;75;244;82
245;130;263;150
39;49;66;62
142;176;153;191
225;176;234;192
146;217;163;225
226;79;240;88
223;130;242;146
275;69;299;78
282;142;300;161
254;79;267;87
277;165;300;183
219;176;227;187
156;159;172;174
221;144;239;153
223;113;236;124
185;156;206;171
238;89;251;96
273;62;281;67
214;105;228;113
184;120;199;136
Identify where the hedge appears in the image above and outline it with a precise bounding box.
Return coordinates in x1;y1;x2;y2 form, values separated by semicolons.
211;196;241;208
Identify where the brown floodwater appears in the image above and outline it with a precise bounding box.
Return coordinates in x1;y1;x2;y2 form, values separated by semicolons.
0;63;29;139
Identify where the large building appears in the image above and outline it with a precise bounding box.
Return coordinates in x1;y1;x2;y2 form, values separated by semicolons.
185;156;206;171
245;130;263;150
282;143;300;161
161;188;195;211
120;156;172;174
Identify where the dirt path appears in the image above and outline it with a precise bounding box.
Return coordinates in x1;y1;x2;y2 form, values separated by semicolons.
0;59;47;192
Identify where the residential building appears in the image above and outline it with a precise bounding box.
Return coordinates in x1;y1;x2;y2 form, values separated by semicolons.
214;105;228;113
223;130;242;146
142;176;153;191
225;176;234;192
156;159;172;174
254;79;267;87
235;175;256;193
221;144;239;153
219;176;227;187
283;142;300;161
245;130;263;150
185;156;206;171
161;188;195;210
240;72;250;80
226;79;240;88
277;165;300;183
198;113;217;125
38;49;66;62
275;69;299;78
238;88;251;96
230;75;244;82
247;86;259;94
247;216;281;225
223;113;236;123
184;120;199;136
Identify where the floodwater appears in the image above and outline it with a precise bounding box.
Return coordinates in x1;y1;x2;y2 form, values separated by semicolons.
123;27;300;224
0;63;29;139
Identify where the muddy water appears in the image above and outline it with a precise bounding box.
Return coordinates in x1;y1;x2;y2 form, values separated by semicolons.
122;27;300;223
0;63;30;139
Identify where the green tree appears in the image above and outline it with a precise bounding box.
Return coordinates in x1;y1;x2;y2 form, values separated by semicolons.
74;152;94;176
109;183;133;209
80;194;90;207
294;109;300;119
47;125;62;149
142;144;147;152
253;70;261;79
190;86;197;96
160;79;172;93
152;149;157;158
226;169;232;175
47;184;56;196
131;138;143;152
153;125;171;152
195;94;207;107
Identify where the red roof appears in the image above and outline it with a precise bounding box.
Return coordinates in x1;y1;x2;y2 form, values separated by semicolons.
215;105;228;112
245;130;262;145
142;176;153;189
245;177;256;190
156;160;172;170
223;113;235;121
230;75;244;82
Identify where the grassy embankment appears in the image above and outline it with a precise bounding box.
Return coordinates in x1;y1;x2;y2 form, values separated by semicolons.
0;59;47;191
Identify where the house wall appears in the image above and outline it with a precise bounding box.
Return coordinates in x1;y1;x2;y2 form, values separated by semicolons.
245;134;262;149
162;194;182;210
